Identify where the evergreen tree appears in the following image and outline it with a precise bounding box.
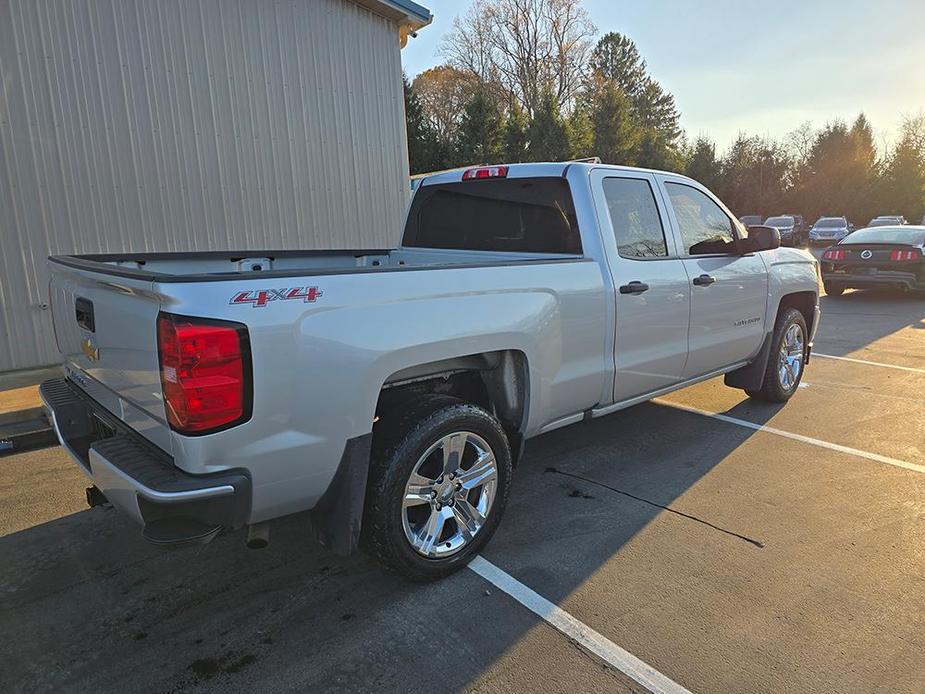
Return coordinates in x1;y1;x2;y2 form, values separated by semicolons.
792;116;881;222
567;107;594;160
880;117;925;221
590;81;641;165
635;78;681;144
526;88;570;162
587;34;682;167
454;89;504;166
637;130;684;172
589;32;648;100
846;113;880;222
719;134;792;216
502;102;530;162
685;136;721;191
403;74;443;174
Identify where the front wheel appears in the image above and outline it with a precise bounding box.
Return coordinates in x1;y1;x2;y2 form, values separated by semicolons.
746;307;808;403
362;395;512;581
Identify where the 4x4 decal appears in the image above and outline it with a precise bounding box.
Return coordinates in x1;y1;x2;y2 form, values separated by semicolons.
229;286;323;308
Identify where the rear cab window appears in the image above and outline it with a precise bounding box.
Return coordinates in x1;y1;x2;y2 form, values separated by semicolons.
402;177;582;254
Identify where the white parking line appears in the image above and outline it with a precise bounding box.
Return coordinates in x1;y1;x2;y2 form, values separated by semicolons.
814;352;925;375
469;555;692;694
656;400;925;475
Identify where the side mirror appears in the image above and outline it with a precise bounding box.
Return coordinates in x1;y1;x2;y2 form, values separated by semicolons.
741;225;780;252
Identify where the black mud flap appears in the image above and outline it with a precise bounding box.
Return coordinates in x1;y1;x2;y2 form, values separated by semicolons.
724;331;773;391
309;433;373;556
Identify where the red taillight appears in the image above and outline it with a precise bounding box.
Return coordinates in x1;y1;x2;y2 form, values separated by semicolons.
462;165;508;180
890;249;918;261
157;313;251;434
823;249;846;261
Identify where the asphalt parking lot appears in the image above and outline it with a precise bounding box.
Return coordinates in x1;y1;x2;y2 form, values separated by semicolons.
2;284;924;693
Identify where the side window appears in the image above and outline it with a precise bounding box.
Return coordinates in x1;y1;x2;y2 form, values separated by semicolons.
665;182;737;256
602;177;668;259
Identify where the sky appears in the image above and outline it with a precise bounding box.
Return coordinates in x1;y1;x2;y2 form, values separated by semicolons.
401;0;925;153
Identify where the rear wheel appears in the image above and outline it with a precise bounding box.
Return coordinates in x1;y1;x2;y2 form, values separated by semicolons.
823;282;844;297
746;307;807;403
362;395;512;581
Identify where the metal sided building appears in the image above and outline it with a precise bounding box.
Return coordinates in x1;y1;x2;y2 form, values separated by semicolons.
0;0;431;372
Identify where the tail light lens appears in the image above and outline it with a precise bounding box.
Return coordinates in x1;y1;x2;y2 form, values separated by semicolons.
890;249;919;261
157;313;251;434
823;249;846;261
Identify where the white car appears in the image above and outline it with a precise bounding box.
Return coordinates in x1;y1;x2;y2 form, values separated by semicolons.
868;215;907;227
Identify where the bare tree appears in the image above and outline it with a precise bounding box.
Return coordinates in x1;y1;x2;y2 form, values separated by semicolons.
412;65;478;146
440;0;596;116
786;121;816;167
901;112;925;153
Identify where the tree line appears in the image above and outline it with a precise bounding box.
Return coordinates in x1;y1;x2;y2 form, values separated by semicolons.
404;0;925;224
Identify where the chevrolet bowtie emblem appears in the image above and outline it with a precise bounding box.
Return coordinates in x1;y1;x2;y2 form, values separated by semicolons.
81;337;100;362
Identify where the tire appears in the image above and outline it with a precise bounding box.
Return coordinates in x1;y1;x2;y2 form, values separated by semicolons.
362;394;512;582
823;282;844;297
746;307;808;403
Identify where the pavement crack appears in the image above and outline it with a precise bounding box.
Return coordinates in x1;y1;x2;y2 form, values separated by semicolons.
545;467;765;549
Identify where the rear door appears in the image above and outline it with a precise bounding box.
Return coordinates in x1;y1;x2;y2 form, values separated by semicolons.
658;178;768;378
48;262;171;453
591;170;691;402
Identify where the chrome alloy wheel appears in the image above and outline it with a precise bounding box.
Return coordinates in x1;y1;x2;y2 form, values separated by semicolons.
777;323;805;391
401;431;498;559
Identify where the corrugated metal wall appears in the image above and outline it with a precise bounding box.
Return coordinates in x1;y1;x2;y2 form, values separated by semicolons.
0;0;411;371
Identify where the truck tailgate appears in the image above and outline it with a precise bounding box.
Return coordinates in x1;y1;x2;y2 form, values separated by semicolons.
48;263;171;454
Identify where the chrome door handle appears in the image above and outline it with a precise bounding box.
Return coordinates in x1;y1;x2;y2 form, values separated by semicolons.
619;281;650;295
692;274;716;286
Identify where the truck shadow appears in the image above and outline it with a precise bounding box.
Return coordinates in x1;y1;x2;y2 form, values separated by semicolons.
0;396;783;692
815;290;925;359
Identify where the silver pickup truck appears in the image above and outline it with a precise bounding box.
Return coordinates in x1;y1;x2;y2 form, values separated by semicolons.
42;162;819;580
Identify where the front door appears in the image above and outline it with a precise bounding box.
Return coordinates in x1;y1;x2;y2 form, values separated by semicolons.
592;171;691;403
659;179;768;378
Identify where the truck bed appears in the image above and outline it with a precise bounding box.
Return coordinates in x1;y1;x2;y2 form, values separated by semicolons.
49;247;582;282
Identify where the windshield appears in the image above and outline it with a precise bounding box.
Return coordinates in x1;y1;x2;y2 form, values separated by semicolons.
816;219;846;228
840;227;925;245
765;216;794;227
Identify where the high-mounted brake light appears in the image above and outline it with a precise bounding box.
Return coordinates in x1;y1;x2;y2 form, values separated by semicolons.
890;249;918;261
823;249;846;261
157;313;251;435
462;165;508;180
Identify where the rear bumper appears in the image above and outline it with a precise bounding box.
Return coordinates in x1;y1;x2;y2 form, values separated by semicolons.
822;270;924;291
40;378;251;534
